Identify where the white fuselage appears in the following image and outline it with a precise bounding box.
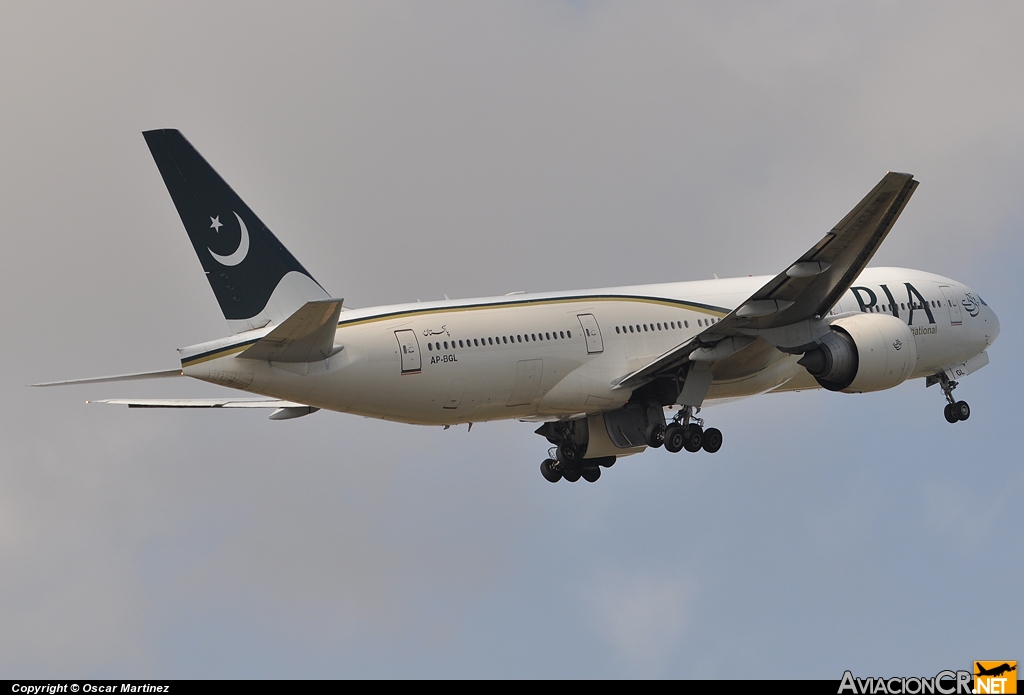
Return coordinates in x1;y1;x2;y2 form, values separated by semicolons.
179;267;999;426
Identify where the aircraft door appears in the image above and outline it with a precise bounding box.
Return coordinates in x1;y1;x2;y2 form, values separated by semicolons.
939;286;962;326
395;330;422;373
508;360;543;406
577;314;604;354
444;379;466;409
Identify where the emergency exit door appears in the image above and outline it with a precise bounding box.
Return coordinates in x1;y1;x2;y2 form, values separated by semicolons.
395;330;421;373
577;314;604;353
939;286;962;326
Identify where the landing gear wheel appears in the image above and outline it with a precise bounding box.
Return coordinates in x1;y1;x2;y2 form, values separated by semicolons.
562;468;581;483
954;401;970;421
557;441;579;464
682;424;704;453
581;467;601;483
944;403;958;424
540;458;562;483
645;423;666;449
702;427;723;454
664;424;685;453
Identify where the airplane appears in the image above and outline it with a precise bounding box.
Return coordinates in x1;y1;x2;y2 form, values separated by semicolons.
35;130;1001;484
975;663;1016;678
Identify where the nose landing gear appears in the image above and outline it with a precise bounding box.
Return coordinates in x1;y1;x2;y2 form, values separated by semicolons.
936;372;970;423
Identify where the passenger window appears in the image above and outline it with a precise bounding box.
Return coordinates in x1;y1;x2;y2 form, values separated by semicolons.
560;331;565;339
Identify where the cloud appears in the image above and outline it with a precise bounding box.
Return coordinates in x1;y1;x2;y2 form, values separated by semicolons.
582;568;693;676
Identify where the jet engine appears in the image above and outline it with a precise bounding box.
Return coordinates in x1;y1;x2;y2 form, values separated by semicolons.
798;313;917;393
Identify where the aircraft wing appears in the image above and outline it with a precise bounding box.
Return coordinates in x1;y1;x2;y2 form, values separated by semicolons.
614;172;918;391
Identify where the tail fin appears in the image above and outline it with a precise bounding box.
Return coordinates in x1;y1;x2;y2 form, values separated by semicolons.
143;129;330;333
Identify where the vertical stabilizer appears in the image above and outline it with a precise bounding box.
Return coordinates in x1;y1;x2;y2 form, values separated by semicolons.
143;129;330;333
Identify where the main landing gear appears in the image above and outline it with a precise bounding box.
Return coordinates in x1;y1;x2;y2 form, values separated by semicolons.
535;420;616;484
540;447;615;484
937;372;971;423
654;406;723;455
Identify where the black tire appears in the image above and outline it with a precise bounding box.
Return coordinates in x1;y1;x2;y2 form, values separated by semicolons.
563;468;581;483
664;424;685;453
954;401;971;421
557;441;579;463
645;423;666;449
595;456;617;468
682;424;703;453
581;467;601;483
944;403;958;423
540;458;562;483
702;427;723;454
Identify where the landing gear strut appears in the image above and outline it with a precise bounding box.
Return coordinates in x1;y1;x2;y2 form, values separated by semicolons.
937;373;970;424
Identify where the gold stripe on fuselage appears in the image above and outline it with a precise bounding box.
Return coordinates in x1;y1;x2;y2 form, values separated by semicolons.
181;294;729;368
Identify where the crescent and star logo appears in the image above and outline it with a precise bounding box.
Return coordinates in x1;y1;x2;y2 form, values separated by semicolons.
208;212;250;266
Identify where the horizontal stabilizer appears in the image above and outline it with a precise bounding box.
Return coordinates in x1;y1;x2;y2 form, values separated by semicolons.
89;398;304;408
32;368;183;387
238;299;343;363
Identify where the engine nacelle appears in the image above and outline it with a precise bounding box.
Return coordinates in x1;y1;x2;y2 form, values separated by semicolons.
798;313;917;393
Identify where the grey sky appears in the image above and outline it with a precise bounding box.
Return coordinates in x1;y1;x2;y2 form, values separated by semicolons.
1;1;1021;678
